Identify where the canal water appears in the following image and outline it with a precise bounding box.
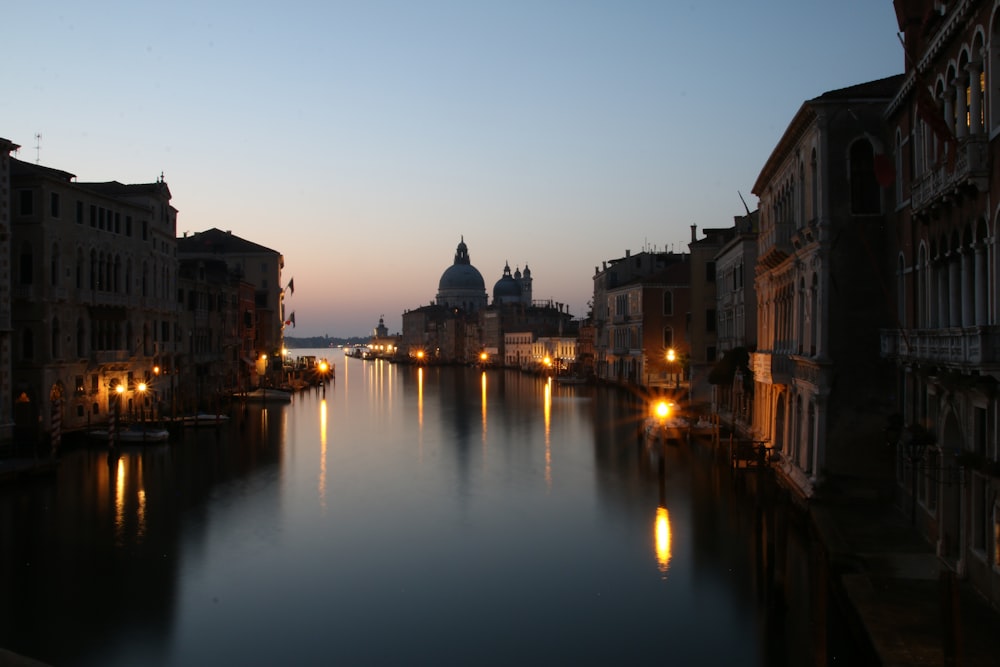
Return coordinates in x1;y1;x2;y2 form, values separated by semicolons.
0;352;870;666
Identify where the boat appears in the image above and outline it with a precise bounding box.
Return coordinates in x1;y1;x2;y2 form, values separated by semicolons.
178;413;231;427
644;416;689;445
89;424;171;443
238;387;293;403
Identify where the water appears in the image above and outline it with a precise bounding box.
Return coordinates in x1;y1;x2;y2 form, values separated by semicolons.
0;351;868;666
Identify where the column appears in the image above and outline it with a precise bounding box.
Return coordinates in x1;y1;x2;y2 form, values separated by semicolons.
974;242;987;325
953;78;968;139
935;258;946;328
961;247;972;327
949;253;961;327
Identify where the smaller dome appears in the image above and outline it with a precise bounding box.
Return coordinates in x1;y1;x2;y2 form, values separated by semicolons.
493;262;521;302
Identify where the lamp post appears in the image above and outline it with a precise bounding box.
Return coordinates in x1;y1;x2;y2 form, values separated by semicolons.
666;348;676;388
114;383;125;451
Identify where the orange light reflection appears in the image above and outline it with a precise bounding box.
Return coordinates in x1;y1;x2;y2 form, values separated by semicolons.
655;506;673;575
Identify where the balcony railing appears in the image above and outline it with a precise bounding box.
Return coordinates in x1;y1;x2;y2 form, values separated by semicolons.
880;327;1000;367
911;136;989;213
758;221;794;270
751;351;792;385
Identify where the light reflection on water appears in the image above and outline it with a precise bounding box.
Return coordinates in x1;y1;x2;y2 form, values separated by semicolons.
0;350;863;666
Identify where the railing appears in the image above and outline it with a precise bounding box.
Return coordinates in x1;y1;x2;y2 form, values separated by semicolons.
911;136;989;212
880;327;1000;366
751;351;792;384
757;220;794;269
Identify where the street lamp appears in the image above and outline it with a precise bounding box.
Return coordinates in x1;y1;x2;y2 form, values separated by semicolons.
666;348;677;388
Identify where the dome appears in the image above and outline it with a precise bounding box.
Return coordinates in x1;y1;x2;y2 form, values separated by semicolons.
493;261;521;302
440;263;486;292
436;237;488;312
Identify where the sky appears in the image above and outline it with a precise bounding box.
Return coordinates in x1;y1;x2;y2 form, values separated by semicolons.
5;1;904;338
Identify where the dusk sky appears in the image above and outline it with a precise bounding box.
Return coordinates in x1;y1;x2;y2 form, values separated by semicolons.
7;1;903;338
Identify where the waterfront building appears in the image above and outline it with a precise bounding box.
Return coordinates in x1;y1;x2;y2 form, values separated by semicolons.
595;250;690;387
751;75;903;500
368;315;401;359
687;225;734;408
592;249;690;385
176;228;285;381
711;211;758;432
0;139;17;448
882;0;1000;604
10;158;179;442
176;257;242;413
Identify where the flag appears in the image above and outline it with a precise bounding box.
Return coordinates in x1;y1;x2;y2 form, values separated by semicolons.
287;278;295;295
866;131;895;187
285;312;296;328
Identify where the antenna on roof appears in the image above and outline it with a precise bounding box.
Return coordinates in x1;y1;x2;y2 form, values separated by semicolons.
34;133;41;164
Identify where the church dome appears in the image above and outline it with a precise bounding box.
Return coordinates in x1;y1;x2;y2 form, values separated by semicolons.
436;237;488;312
493;261;521;302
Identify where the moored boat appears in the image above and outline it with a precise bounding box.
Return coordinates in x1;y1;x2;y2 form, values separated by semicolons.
238;387;293;403
89;424;171;443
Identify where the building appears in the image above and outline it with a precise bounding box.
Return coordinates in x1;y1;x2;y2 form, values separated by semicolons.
177;228;286;381
881;0;1000;605
687;225;735;407
404;237;573;366
751;75;904;500
10;158;178;445
176;257;242;412
593;249;690;387
436;237;488;313
711;211;759;431
0;140;19;449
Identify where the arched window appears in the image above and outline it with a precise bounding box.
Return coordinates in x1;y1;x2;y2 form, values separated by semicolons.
850;139;880;215
662;291;673;315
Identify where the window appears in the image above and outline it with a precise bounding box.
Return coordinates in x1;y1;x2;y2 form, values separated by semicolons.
19;242;33;285
76;200;84;224
705;261;716;282
18;190;33;215
50;192;60;217
22;329;34;359
706;309;716;332
662;327;673;349
850;139;880;215
663;291;673;316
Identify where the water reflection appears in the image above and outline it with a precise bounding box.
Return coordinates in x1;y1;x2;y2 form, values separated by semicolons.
655;506;672;575
319;398;328;511
0;359;873;666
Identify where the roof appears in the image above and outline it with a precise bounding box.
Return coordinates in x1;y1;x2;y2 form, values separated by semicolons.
177;228;280;256
753;74;904;194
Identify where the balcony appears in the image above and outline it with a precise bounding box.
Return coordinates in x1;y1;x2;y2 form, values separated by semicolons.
751;351;792;385
757;221;794;270
911;136;990;214
880;327;1000;368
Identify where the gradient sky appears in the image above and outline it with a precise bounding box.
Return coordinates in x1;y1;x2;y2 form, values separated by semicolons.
6;1;903;338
